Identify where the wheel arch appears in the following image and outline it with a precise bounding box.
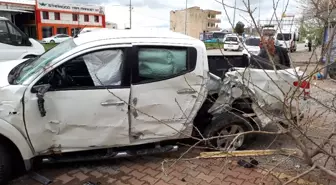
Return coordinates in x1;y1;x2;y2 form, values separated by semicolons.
0;119;34;170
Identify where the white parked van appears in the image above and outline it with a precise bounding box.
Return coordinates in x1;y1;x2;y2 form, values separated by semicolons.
275;30;299;52
0;17;45;62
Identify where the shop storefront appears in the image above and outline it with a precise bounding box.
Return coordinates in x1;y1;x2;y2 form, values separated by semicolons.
35;0;105;40
0;0;106;40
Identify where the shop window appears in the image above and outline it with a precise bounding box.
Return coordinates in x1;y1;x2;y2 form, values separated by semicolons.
42;27;53;38
84;15;89;22
72;14;78;21
29;13;35;21
57;27;68;35
94;15;99;23
71;28;81;36
55;12;60;20
42;11;49;20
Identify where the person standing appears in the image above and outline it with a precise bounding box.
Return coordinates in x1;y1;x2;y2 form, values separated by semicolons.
308;38;312;52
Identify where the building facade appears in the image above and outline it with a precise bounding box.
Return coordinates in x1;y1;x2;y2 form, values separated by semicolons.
0;0;106;40
36;0;105;40
170;6;221;39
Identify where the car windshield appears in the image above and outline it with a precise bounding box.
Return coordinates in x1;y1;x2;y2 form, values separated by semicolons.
245;38;260;46
277;33;291;41
15;39;77;84
225;37;238;42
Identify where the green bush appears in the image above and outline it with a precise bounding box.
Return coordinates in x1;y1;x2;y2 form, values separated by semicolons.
43;43;58;51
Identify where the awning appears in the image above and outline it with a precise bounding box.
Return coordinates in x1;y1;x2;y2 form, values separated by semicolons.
0;8;32;13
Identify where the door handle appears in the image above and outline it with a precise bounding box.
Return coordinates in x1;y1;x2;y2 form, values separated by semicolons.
101;101;125;106
177;88;197;94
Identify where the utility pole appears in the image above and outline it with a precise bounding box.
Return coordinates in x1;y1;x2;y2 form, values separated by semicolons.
233;0;237;27
184;0;188;34
258;0;260;27
129;0;132;29
324;0;331;79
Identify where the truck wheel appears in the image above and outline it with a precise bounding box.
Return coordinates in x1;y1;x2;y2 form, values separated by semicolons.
203;113;253;151
0;143;12;184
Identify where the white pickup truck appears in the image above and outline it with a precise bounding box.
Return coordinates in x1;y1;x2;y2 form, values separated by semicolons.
0;29;307;183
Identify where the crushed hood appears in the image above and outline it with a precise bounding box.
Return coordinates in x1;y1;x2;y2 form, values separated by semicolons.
0;59;27;88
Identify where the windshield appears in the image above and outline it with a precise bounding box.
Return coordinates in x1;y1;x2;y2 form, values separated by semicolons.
15;39;77;84
276;33;291;41
225;37;238;42
245;38;260;46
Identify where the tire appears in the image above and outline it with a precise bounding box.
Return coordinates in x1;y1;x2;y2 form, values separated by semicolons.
224;49;227;51
203;113;255;151
0;143;12;184
50;40;55;44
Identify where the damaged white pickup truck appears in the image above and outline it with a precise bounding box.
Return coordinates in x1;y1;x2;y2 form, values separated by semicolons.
0;29;308;183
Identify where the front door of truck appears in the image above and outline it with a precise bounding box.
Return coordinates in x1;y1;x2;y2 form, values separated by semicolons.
24;46;132;153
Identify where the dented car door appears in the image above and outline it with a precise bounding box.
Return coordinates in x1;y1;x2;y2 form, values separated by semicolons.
23;47;132;153
129;45;207;142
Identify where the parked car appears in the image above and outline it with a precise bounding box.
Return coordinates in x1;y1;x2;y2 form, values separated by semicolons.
41;34;72;44
0;17;45;62
244;37;261;56
223;34;242;51
275;31;299;52
0;29;308;184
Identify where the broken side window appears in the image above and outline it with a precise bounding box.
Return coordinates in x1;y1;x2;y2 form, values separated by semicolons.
138;48;187;80
35;49;125;89
83;50;123;86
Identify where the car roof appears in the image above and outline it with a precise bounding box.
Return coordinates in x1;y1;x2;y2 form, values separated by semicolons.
0;17;9;21
74;29;201;46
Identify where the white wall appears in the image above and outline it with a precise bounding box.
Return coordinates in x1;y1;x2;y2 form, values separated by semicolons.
40;11;103;26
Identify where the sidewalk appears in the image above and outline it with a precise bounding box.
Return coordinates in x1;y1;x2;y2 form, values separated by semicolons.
10;154;327;185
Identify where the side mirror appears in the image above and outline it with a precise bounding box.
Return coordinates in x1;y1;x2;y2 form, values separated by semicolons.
33;84;51;117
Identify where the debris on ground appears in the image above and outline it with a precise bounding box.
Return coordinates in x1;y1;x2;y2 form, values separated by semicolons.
237;158;259;168
197;148;299;158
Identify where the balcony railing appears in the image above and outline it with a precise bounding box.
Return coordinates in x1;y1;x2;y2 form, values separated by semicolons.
207;18;221;23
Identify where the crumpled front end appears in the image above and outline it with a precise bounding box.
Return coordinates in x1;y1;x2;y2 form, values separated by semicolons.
209;67;306;128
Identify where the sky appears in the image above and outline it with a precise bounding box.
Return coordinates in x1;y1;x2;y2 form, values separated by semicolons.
70;0;301;29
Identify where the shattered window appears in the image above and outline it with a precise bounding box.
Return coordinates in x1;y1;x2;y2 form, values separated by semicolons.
83;50;124;86
138;48;187;80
